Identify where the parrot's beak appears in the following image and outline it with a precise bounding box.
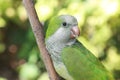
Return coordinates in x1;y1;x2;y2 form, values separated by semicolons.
70;26;80;39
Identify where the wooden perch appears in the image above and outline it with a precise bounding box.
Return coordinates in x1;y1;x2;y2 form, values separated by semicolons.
22;0;60;80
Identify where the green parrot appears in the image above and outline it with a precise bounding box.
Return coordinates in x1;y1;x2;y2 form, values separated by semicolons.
45;15;114;80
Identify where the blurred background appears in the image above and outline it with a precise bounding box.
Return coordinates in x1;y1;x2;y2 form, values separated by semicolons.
0;0;120;80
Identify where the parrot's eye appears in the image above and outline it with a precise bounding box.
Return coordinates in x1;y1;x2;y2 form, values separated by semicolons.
62;22;67;27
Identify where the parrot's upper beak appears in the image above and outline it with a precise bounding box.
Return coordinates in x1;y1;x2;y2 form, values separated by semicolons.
70;26;80;39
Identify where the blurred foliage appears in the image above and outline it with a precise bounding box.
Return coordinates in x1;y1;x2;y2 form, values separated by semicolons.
0;0;120;80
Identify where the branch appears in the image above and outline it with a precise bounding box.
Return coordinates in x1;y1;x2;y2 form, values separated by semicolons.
22;0;60;80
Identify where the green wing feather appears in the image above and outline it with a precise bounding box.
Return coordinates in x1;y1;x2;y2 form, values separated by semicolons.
46;16;62;39
62;41;114;80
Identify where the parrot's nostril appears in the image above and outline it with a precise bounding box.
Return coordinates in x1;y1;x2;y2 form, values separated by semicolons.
70;26;80;39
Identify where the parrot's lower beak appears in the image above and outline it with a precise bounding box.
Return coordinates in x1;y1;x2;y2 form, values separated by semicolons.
70;26;80;39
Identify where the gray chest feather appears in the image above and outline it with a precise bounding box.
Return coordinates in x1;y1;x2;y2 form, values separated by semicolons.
45;38;75;80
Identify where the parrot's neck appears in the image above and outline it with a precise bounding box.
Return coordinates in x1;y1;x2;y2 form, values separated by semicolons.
46;35;76;64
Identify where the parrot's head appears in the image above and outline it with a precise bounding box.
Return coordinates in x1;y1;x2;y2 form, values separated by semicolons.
46;15;80;44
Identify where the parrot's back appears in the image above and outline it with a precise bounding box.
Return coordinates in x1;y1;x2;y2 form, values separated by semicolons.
61;41;114;80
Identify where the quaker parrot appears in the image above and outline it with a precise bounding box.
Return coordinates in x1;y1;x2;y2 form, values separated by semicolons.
45;15;114;80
